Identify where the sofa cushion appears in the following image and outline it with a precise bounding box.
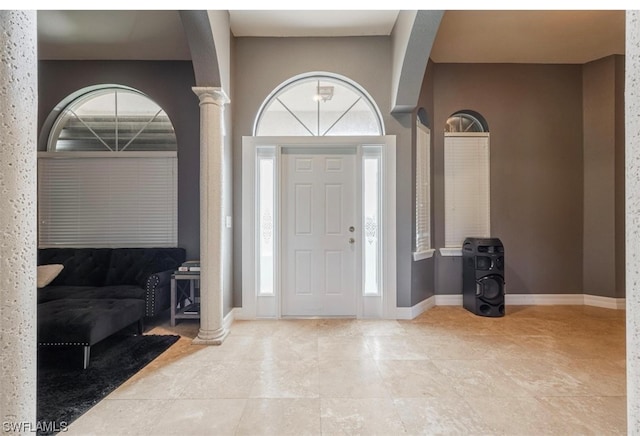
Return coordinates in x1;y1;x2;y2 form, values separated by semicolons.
38;298;145;346
65;285;146;301
38;248;111;287
37;286;94;304
105;248;185;287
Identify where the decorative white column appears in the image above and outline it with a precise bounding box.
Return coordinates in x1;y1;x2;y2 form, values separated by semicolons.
192;87;230;345
0;10;37;429
628;11;640;434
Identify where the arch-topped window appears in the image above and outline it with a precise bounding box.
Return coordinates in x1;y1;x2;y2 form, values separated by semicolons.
444;110;491;249
254;72;384;136
39;85;177;248
445;110;488;133
47;86;177;152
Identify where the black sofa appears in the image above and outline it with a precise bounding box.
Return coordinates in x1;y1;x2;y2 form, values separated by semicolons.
37;247;186;368
37;247;186;317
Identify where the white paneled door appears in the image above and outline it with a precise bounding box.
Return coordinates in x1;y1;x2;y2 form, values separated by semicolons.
282;148;357;316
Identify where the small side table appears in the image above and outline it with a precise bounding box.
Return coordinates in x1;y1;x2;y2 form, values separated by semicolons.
170;271;200;326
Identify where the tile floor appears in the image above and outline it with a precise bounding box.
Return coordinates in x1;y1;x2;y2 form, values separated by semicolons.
66;305;626;435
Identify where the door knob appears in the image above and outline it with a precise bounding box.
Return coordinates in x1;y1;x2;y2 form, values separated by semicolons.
349;238;355;244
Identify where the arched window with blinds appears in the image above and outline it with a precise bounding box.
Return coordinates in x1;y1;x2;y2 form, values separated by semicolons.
444;111;491;248
414;108;432;261
38;86;178;248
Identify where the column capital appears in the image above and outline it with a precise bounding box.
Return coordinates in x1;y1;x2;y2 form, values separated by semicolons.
192;87;230;106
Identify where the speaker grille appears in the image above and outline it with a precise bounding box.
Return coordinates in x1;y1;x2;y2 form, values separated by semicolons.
476;256;491;270
479;276;503;300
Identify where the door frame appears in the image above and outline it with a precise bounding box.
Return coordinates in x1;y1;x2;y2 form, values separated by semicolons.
241;135;397;319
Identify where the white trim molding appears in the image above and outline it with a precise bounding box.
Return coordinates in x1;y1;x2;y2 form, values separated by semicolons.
223;309;235;331
506;294;584;306
439;247;462;257
231;307;250;320
435;294;463;306
427;293;626;310
413;249;435;261
584;294;626;310
395;296;435;319
234;292;626;323
241;135;397;320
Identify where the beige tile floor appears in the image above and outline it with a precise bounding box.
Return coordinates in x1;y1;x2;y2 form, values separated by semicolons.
66;305;626;435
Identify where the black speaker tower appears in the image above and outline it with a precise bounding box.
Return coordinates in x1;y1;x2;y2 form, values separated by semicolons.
462;237;505;317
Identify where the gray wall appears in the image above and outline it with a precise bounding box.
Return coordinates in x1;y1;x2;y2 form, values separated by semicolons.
411;59;437;305
431;63;585;294
37;61;201;260
583;55;625;298
232;36;415;307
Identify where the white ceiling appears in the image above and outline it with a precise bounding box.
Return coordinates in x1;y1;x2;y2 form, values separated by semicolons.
229;11;400;37
37;10;625;64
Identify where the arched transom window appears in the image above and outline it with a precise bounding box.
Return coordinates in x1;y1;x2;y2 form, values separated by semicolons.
445;111;488;133
254;73;384;136
48;87;176;152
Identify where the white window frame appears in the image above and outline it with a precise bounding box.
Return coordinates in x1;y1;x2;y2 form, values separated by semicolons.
413;121;434;261
241;136;396;320
47;86;176;153
442;132;491;255
253;72;385;137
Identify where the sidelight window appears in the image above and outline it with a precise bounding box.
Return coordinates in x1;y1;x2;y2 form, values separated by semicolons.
363;147;382;295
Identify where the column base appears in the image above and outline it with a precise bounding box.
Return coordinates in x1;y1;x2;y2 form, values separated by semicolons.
192;327;229;345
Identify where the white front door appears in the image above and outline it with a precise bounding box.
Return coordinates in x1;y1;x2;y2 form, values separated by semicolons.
282;148;357;316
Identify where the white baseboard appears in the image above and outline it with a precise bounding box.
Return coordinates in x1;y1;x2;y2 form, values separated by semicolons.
223;309;235;330
234;292;625;323
584;294;626;310
231;307;251;321
435;294;463;306
395;296;435;319
428;293;625;310
506;294;584;305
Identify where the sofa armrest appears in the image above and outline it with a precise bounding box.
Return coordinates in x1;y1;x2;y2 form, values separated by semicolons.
143;268;175;317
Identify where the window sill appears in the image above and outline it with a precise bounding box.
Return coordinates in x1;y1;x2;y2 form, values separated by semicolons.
413;249;435;261
439;247;463;257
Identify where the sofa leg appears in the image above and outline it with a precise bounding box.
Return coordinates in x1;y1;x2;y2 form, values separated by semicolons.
83;346;91;369
137;319;144;335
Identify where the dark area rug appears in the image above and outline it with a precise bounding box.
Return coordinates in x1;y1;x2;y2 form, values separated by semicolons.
37;333;179;435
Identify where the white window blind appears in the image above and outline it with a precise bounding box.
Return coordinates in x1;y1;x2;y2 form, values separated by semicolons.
38;153;177;248
444;134;490;248
415;122;431;254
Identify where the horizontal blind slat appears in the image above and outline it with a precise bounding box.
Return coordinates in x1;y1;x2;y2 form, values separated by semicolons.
38;156;177;247
416;124;431;253
444;136;490;248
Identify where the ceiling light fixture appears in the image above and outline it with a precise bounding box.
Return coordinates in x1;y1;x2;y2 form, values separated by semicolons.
313;85;334;102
